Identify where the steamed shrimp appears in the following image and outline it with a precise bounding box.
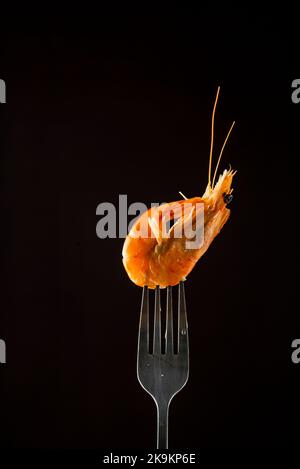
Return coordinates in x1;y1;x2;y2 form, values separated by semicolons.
122;87;236;288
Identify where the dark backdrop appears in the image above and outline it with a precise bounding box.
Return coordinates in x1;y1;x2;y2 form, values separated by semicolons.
0;8;299;449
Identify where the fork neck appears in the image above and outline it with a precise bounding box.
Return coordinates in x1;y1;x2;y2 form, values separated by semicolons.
156;402;169;449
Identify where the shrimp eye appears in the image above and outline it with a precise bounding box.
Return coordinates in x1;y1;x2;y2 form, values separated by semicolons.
223;193;233;204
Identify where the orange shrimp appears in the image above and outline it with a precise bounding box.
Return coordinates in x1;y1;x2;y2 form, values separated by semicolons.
122;87;236;288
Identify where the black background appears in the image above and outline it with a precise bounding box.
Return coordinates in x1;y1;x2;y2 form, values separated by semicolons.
0;8;299;449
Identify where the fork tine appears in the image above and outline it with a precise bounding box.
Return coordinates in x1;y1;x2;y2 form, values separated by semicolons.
178;281;188;353
165;286;173;355
138;286;149;354
153;286;161;355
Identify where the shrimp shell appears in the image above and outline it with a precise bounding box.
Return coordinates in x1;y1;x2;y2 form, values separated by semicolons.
122;87;236;288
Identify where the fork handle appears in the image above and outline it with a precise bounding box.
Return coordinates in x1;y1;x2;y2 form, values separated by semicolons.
157;402;169;449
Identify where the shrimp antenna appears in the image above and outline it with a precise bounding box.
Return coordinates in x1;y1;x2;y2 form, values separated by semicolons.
212;121;235;188
208;86;220;188
179;191;188;200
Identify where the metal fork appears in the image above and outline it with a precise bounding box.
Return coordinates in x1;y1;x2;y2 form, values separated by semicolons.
137;281;189;449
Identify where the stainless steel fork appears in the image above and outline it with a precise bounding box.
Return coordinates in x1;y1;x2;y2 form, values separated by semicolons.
137;281;189;449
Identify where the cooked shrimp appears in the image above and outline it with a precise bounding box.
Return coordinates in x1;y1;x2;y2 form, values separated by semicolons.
122;87;236;288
